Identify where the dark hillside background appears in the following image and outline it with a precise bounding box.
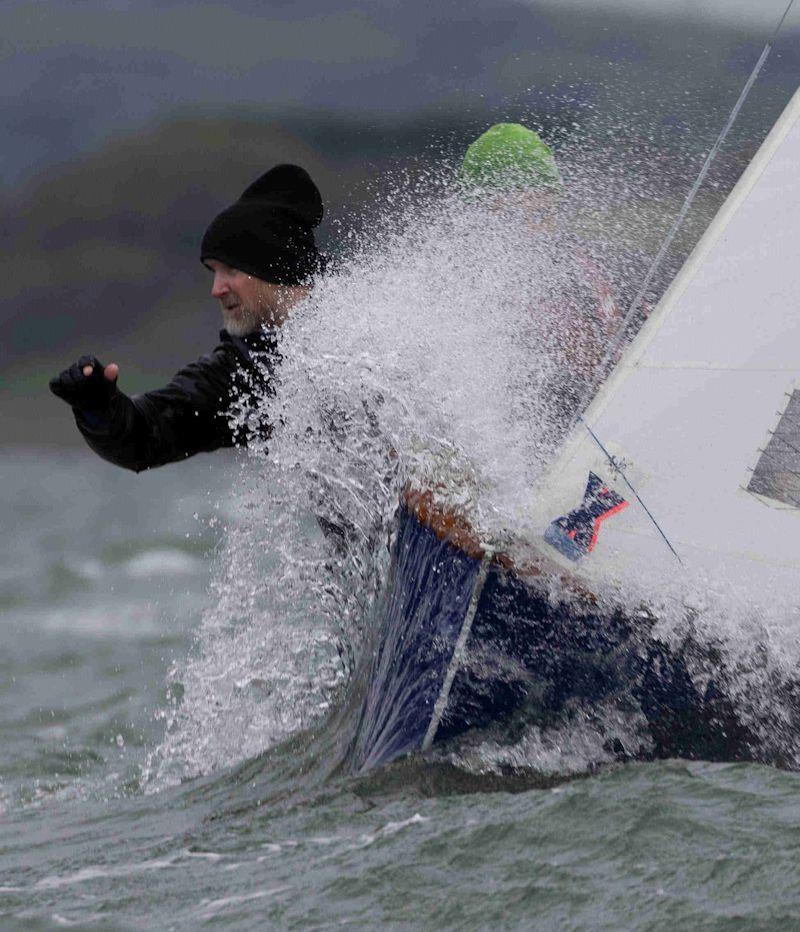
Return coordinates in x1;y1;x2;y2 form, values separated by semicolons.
2;0;798;444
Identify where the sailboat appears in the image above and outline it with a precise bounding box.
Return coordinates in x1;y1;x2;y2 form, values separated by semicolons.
350;85;800;772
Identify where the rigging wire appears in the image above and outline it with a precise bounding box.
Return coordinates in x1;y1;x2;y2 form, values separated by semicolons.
573;0;797;424
572;0;798;565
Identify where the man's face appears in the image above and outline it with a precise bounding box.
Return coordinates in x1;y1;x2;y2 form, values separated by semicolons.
205;259;298;335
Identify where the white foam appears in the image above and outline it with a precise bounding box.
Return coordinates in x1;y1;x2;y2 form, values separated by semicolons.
194;888;289;920
3;601;162;638
124;548;203;578
35;856;177;890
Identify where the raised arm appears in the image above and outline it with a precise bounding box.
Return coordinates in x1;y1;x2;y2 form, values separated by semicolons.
50;347;239;472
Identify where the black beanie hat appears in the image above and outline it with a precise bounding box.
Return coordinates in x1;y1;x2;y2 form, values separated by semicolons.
200;164;324;285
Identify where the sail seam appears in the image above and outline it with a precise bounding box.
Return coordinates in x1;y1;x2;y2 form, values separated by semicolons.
632;365;800;372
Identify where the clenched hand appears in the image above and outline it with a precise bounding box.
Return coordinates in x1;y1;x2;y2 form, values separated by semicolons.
49;356;119;409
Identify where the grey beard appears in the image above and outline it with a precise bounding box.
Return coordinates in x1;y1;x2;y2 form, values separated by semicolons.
222;307;261;337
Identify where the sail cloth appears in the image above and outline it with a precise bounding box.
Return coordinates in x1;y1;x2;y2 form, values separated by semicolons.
526;87;800;594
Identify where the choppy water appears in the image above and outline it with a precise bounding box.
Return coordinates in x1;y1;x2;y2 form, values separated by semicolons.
3;440;800;930
1;445;800;930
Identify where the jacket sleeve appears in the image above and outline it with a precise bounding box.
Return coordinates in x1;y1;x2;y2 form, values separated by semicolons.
73;347;238;472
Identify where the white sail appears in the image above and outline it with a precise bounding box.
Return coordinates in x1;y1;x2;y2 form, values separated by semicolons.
525;87;800;596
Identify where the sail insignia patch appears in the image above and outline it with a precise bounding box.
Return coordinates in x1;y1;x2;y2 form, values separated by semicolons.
544;471;629;562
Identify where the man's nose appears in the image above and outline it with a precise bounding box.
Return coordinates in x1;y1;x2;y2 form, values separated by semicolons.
211;273;229;298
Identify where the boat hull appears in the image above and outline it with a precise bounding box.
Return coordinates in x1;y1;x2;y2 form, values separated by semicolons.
352;507;755;771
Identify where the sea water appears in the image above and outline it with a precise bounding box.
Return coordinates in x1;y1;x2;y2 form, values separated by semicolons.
3;176;800;929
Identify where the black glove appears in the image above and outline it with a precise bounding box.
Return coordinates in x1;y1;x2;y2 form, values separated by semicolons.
49;355;117;411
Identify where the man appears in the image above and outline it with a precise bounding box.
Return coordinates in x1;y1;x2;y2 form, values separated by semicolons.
49;163;324;472
462;122;622;419
408;123;622;563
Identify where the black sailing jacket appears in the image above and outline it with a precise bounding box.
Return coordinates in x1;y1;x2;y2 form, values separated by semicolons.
74;330;279;472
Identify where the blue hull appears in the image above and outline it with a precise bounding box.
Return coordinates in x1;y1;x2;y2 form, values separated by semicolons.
352;507;755;771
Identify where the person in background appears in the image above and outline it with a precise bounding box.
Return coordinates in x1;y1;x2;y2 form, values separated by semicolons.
461;122;622;419
406;123;623;568
49;164;324;472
